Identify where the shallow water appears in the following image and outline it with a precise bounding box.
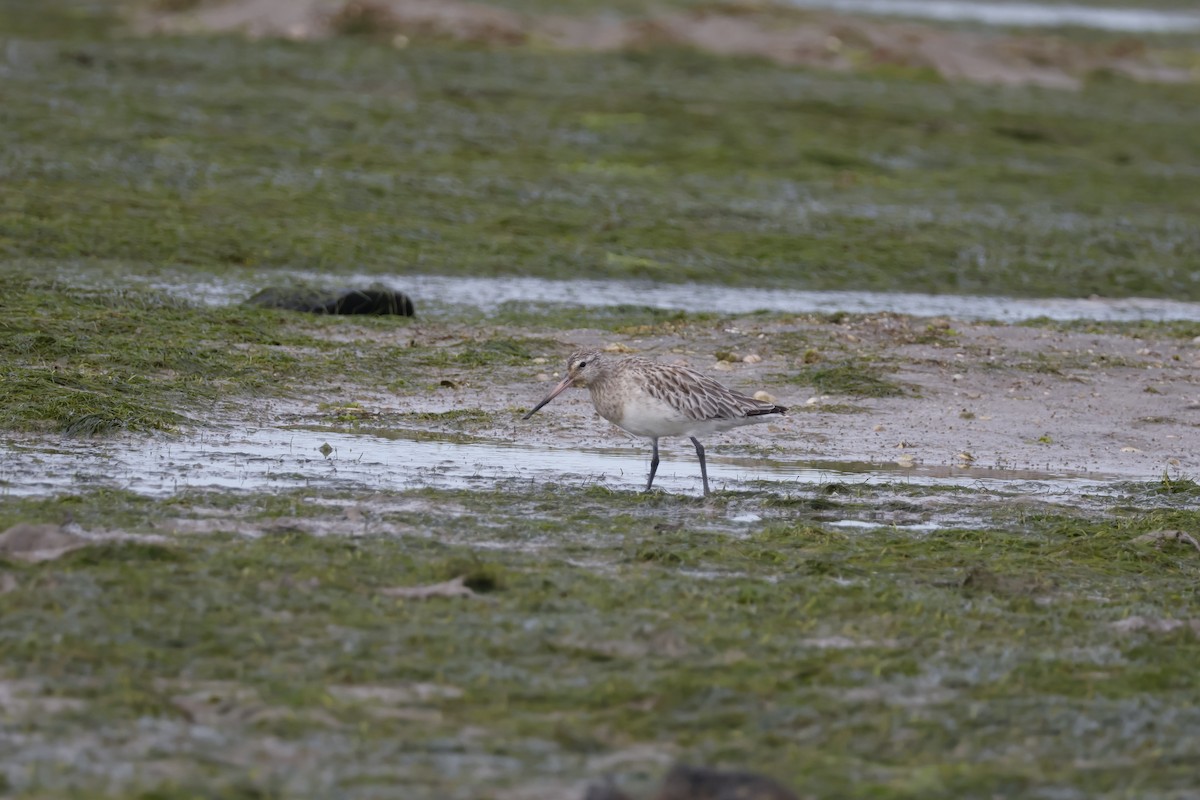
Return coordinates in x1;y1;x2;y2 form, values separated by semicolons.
148;271;1200;324
0;425;1120;502
780;0;1200;32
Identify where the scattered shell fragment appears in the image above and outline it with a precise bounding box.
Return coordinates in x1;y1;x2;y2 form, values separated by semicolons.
712;361;734;371
381;576;478;600
603;343;634;353
0;524;89;563
1111;616;1200;635
956;451;975;462
895;454;916;468
742;354;762;364
327;683;463;704
753;390;776;403
1131;530;1200;553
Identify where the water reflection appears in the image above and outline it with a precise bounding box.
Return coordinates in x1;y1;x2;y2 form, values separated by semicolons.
780;0;1200;33
146;271;1200;324
2;425;1119;500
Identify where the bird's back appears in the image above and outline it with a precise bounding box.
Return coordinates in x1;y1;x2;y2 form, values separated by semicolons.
588;357;784;438
635;359;786;423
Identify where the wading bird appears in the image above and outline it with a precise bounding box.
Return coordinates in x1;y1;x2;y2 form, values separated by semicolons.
523;349;786;496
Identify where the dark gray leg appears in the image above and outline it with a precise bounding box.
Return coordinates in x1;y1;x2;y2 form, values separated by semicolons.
645;437;660;492
690;437;710;496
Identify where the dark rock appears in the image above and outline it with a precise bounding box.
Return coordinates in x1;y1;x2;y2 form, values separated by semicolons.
584;778;633;800
656;764;798;800
583;764;797;800
246;285;414;316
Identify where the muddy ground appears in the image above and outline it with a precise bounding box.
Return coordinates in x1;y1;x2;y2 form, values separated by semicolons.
317;311;1200;484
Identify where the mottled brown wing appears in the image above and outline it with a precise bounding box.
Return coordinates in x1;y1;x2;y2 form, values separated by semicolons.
641;362;777;422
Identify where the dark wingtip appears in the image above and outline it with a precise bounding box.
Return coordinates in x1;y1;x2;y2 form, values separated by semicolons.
746;404;787;417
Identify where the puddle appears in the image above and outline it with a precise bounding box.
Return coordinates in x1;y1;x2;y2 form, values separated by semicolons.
143;271;1200;324
781;0;1200;32
1;425;1121;501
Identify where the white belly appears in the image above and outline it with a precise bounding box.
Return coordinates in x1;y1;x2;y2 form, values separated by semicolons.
595;389;764;439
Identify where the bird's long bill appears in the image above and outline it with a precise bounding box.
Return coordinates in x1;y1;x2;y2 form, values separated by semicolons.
522;375;573;420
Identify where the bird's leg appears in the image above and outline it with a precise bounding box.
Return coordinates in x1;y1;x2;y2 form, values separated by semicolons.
645;437;660;492
690;437;710;497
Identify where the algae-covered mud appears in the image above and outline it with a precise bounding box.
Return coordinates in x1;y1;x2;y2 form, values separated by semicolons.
4;278;1200;799
3;1;1200;798
2;483;1200;799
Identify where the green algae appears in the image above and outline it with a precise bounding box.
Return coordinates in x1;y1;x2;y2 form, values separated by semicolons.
3;2;1200;300
783;361;909;397
1;484;1198;797
0;274;410;434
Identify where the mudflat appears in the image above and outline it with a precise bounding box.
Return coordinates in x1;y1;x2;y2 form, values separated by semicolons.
2;1;1199;798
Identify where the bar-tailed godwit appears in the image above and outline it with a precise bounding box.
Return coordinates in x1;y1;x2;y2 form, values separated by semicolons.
523;349;787;496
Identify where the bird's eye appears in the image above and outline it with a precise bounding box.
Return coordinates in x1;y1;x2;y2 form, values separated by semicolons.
577;360;587;369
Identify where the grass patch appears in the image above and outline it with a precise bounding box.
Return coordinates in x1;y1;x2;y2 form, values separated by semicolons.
783;361;908;397
1023;318;1200;340
397;409;495;425
0;274;506;434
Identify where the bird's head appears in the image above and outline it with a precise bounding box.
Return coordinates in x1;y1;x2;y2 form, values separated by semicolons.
522;349;606;419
